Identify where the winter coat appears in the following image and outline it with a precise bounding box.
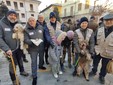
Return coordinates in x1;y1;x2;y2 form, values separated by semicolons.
0;16;19;52
24;23;43;52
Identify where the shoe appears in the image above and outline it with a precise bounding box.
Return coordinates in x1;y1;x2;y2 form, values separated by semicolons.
99;76;105;84
32;77;37;85
20;71;29;77
53;73;58;78
68;64;72;68
59;71;63;75
13;80;20;85
72;66;77;76
89;71;96;76
23;58;28;63
39;66;46;70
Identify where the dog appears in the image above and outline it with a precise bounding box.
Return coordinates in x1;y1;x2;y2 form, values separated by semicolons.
12;23;28;54
76;40;92;81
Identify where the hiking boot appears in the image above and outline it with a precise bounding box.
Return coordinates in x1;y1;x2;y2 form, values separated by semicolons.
20;71;29;76
32;77;37;85
99;76;105;84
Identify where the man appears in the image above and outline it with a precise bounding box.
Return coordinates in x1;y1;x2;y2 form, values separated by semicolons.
0;10;28;85
37;14;48;69
72;17;95;76
90;14;113;84
24;17;44;85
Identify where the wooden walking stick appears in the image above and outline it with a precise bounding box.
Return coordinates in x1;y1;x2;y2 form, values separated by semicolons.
10;55;19;85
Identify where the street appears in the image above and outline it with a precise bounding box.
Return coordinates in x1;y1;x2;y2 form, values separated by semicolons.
0;52;113;85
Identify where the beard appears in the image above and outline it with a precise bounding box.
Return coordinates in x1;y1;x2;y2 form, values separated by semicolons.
7;17;17;23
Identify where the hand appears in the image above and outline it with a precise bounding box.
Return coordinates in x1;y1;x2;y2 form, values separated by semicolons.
6;50;12;57
50;43;55;49
79;53;84;57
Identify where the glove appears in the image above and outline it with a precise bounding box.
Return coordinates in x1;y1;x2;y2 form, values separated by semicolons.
79;53;84;57
50;42;55;49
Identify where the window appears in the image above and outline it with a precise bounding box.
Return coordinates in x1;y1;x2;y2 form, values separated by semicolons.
6;1;11;6
31;14;34;16
20;3;23;7
17;13;19;19
14;2;18;10
70;6;73;16
78;3;82;11
64;8;66;17
30;4;33;11
21;13;25;18
85;0;89;9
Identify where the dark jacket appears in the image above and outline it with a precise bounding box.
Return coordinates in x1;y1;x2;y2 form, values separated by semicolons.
24;23;43;52
61;37;72;48
0;16;18;52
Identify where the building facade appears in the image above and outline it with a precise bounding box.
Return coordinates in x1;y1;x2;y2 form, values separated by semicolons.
2;0;41;24
62;0;93;21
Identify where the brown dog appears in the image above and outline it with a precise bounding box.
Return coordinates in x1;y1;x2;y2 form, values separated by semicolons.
12;24;28;54
77;40;92;81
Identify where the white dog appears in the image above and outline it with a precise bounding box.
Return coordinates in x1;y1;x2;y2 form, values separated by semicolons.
12;23;28;54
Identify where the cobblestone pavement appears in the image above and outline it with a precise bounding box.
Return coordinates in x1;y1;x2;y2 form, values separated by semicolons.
0;52;113;85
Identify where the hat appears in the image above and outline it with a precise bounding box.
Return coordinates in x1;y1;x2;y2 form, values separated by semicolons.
79;17;88;24
55;30;67;44
7;9;17;16
103;13;113;20
49;12;56;19
90;16;95;20
67;30;74;40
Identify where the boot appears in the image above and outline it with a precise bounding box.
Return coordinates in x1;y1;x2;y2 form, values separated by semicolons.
20;71;29;76
72;66;77;77
99;76;105;84
32;77;37;85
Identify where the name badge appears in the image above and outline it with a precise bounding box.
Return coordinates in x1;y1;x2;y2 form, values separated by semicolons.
38;30;42;33
4;28;11;31
29;32;34;35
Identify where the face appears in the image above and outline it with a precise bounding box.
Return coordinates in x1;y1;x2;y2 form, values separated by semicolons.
28;17;36;28
80;21;88;29
38;15;44;23
7;13;17;23
50;17;56;23
104;19;113;27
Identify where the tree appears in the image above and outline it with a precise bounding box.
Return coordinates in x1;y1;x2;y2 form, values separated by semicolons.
53;6;60;22
0;1;9;19
90;0;113;16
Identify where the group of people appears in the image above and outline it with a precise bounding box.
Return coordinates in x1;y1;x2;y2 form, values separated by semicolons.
0;9;113;85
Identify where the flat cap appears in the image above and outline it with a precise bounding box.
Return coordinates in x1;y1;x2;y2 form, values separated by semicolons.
103;14;113;20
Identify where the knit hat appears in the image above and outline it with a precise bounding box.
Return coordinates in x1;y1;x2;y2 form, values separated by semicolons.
67;30;74;40
90;16;95;20
7;9;17;16
49;12;56;19
79;17;88;24
55;30;67;44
